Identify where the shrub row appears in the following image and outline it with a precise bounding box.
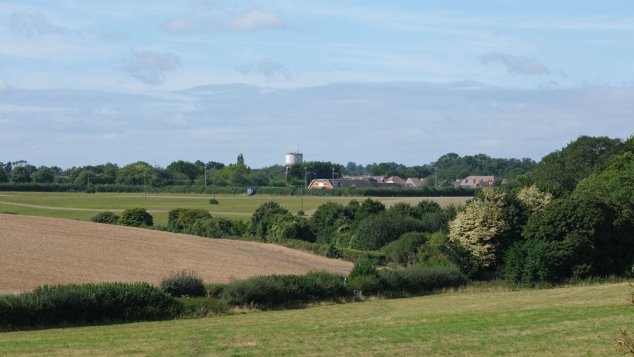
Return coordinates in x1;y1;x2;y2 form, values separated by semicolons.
219;271;347;308
0;183;474;197
0;283;181;331
347;264;467;296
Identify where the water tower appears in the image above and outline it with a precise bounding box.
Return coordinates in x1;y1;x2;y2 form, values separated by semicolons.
285;152;303;181
285;152;303;166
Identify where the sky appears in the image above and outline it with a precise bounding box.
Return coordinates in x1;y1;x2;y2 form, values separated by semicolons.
1;0;633;168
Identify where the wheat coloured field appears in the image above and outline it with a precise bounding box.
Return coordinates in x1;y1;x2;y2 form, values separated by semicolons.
0;214;352;294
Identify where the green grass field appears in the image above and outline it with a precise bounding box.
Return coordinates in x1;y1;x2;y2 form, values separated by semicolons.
0;192;469;226
0;282;631;356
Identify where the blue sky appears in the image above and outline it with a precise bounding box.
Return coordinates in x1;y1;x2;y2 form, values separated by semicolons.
1;1;633;168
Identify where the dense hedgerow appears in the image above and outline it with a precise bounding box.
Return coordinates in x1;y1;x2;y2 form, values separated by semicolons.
160;271;207;298
90;211;119;224
220;271;347;308
0;283;181;331
346;257;466;295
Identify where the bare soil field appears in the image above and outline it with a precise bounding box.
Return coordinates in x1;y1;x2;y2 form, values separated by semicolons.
0;214;352;294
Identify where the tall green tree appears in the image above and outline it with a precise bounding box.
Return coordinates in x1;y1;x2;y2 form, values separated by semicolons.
530;136;624;196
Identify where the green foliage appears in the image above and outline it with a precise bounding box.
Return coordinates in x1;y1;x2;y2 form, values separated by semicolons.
355;198;386;221
386;202;414;217
432;153;535;183
116;162;160;186
0;168;8;183
448;188;511;270
516;184;553;214
166;160;203;182
514;196;634;284
209;198;219;204
250;201;289;235
377;265;467;295
323;242;341;258
530;135;624;196
354;211;426;250
0;283;181;330
90;211;119;224
265;214;316;243
382;232;429;266
349;255;379;278
189;217;247;238
118;208;153;227
309;201;349;244
347;264;466;296
219;272;346;308
167;208;211;232
178;297;228;317
10;166;32;183
160;271;207;298
31;168;56;183
573;151;634;206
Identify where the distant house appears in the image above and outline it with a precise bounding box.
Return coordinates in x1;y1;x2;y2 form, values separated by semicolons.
405;178;424;188
455;175;495;189
385;176;406;187
308;178;378;190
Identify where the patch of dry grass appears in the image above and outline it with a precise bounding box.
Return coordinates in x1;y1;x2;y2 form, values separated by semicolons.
0;214;352;294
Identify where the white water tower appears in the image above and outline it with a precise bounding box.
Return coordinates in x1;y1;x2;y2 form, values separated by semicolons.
285;152;303;166
285;152;303;181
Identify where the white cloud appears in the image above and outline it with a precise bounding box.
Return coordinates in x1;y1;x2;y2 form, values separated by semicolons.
162;9;285;33
480;52;551;76
118;50;181;86
224;9;285;32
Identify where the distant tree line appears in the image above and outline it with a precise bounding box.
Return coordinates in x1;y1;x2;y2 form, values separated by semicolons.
0;152;536;191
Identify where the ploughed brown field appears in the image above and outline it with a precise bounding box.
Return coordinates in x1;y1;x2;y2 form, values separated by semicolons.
0;214;353;294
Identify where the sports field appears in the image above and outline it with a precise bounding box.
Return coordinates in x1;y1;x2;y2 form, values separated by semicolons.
0;192;469;226
0;282;631;356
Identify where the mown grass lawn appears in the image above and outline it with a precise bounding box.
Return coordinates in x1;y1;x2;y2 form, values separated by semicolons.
0;192;468;226
1;282;631;356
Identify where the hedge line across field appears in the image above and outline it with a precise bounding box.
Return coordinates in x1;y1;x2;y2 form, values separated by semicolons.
0;183;474;197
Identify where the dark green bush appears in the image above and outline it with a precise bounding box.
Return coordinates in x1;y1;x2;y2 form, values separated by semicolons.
220;272;346;308
310;202;349;243
190;217;247;238
206;283;229;298
378;265;466;295
349;255;379;278
517;196;634;284
265;214;316;243
160;271;206;298
353;212;426;250
167;208;211;232
250;201;289;235
0;282;181;330
382;232;428;266
209;198;219;205
90;211;119;224
118;208;153;227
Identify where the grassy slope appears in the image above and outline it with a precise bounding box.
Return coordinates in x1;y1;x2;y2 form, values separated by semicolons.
0;192;468;226
1;282;631;356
